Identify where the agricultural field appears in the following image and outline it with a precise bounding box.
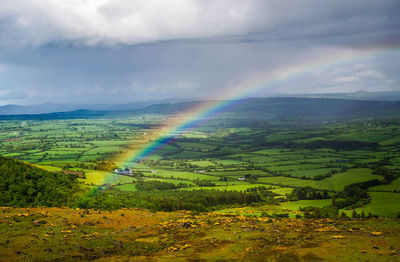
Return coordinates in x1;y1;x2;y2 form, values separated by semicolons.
350;192;400;218
1;116;400;220
258;168;381;191
370;178;400;192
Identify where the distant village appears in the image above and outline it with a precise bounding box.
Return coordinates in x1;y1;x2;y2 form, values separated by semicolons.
114;167;133;176
114;167;157;176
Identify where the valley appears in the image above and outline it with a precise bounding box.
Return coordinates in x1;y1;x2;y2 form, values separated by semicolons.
1;98;400;261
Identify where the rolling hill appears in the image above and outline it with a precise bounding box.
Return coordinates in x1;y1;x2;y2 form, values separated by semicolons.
0;155;78;207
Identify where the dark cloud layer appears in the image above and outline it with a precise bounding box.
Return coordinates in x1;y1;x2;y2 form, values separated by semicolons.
0;0;399;105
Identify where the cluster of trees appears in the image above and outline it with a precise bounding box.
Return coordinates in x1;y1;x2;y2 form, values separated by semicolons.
4;142;52;153
331;179;381;209
245;186;278;199
78;188;263;211
299;207;378;219
94;161;118;172
300;206;339;219
260;212;289;219
312;169;341;181
289;187;330;200
373;166;395;184
0;155;78;207
61;160;118;172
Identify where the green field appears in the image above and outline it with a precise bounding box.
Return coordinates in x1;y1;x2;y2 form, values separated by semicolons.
1;115;399;217
369;178;400;192
114;183;137;191
144;177;196;186
80;171;135;186
288;168;341;178
258;168;381;191
188;160;216;167
351;192;400;218
209;170;268;177
181;184;275;192
146;169;219;180
279;199;332;211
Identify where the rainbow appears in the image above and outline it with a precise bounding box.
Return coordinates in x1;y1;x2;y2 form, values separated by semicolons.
115;44;400;167
77;44;399;205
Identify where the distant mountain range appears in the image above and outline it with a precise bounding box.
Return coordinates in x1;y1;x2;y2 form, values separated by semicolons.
0;91;398;116
285;90;400;101
0;98;193;115
0;96;399;121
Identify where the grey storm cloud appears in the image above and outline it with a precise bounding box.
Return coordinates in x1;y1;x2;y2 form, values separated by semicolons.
0;0;399;47
0;0;399;105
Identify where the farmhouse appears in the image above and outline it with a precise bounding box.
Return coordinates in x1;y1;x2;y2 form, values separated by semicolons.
114;168;133;176
238;177;246;181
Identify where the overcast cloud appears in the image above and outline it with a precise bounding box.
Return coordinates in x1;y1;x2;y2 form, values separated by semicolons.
0;0;399;105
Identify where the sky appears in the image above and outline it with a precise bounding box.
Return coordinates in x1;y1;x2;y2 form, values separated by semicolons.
0;0;399;105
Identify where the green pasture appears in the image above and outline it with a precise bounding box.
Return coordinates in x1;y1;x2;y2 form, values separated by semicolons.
180;131;208;138
288;168;341;178
270;153;312;161
259;160;299;166
265;132;305;143
36;165;63;172
76;155;101;161
349;192;400;218
114;183;137;191
369;178;400;192
146;169;219;181
266;163;324;172
181;184;273;192
142;154;163;161
385;165;400;171
258;168;381;191
269;187;294;196
293;137;329;143
2;117;400;219
241;155;276;163
209;170;268;177
177;142;217;151
225;153;260;159
300;157;341;163
168;151;207;159
188;160;216;167
278;199;331;212
253;149;287;155
83;147;121;155
211;159;245;166
80;171;135;186
213;181;251;186
39;160;87;167
143;177;196;186
90;140;127;147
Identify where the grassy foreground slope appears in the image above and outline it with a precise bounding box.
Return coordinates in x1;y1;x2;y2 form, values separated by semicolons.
0;207;399;262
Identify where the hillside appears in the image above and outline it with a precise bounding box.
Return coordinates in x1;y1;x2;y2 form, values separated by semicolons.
1;207;399;261
0;156;78;207
1;97;400;120
0;99;192;115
